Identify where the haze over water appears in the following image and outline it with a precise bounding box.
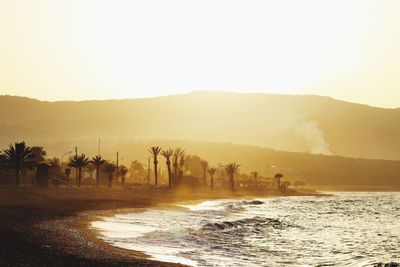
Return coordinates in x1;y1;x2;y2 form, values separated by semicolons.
92;192;400;266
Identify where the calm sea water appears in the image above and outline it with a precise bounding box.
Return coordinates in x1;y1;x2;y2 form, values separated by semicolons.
91;192;400;266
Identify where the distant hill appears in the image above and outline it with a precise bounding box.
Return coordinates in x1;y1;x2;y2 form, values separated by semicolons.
0;91;400;160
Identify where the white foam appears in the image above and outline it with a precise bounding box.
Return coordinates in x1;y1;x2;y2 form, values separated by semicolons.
178;200;228;211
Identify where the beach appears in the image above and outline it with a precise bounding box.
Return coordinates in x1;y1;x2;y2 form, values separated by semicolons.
0;186;306;266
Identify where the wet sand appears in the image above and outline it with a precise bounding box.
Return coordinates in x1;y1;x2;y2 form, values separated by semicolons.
0;186;315;266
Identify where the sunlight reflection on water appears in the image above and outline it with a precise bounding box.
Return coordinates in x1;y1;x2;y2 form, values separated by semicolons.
91;192;400;267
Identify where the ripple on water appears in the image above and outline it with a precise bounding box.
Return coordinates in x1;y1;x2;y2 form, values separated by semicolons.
91;192;400;267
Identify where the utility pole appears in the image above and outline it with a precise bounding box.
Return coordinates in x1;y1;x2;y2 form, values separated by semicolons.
74;147;78;181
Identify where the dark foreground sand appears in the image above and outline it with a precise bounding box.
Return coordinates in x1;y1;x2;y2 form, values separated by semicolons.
0;186;315;266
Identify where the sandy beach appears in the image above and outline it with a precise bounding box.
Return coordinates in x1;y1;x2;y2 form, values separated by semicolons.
0;186;314;266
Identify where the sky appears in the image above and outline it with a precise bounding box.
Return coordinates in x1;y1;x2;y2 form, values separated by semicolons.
0;0;400;108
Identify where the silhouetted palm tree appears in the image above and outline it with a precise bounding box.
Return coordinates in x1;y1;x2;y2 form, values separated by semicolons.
178;152;185;184
172;148;184;185
201;160;208;186
0;142;35;186
69;154;90;187
274;173;283;191
294;180;301;190
119;165;128;186
224;162;240;191
26;146;46;185
207;167;216;190
148;146;162;186
251;171;259;189
161;148;174;187
91;155;106;188
103;162;117;188
31;146;47;163
282;180;291;190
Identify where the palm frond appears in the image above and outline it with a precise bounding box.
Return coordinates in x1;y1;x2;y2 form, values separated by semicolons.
207;167;216;176
148;146;162;158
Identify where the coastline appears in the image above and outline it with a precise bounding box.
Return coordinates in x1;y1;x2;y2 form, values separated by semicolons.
0;186;319;266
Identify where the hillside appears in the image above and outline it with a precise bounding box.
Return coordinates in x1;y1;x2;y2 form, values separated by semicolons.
0;91;400;160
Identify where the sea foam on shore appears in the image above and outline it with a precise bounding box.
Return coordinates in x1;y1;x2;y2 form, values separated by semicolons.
92;192;400;267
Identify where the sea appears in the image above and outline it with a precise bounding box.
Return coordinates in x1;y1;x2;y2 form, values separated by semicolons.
91;192;400;266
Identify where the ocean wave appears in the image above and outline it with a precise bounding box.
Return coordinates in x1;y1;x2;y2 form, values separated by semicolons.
240;200;264;205
93;193;400;267
201;216;286;231
373;262;399;267
223;200;264;212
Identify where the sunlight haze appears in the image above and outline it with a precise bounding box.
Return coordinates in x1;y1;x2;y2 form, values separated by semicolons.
1;0;400;107
1;2;400;266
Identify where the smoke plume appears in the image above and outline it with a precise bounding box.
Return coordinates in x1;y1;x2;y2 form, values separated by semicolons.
295;121;332;155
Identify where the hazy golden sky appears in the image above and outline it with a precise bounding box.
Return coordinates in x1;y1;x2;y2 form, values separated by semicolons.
0;0;400;107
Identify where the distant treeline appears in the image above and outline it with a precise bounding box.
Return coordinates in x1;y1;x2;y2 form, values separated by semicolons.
1;139;399;189
0;142;306;193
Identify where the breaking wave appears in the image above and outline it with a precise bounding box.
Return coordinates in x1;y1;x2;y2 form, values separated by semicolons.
202;216;286;231
92;192;400;267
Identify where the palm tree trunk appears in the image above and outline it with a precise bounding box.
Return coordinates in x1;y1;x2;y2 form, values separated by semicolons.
167;163;172;187
173;164;177;185
15;167;20;186
230;174;234;191
211;175;214;190
154;160;158;186
178;170;183;185
108;173;112;188
78;167;82;187
75;167;78;185
96;165;100;188
203;170;206;186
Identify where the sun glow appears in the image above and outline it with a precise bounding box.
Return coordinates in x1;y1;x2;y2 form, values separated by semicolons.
1;0;400;107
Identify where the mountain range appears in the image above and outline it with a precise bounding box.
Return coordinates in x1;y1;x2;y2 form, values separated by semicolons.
0;91;399;160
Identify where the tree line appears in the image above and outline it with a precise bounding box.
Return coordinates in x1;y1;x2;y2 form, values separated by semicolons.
0;142;307;192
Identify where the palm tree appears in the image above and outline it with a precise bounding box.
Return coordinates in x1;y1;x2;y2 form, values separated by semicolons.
161;148;174;187
68;154;90;187
103;162;117;188
0;142;35;186
119;165;128;186
251;171;259;189
172;148;184;185
178;152;185;184
148;146;162;186
200;160;208;186
224;162;240;192
31;146;47;163
207;167;216;190
282;180;291;191
26;146;46;185
91;155;106;188
274;173;284;191
294;180;302;190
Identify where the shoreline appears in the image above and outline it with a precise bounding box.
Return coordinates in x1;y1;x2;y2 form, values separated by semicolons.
0;186;320;266
81;191;324;266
